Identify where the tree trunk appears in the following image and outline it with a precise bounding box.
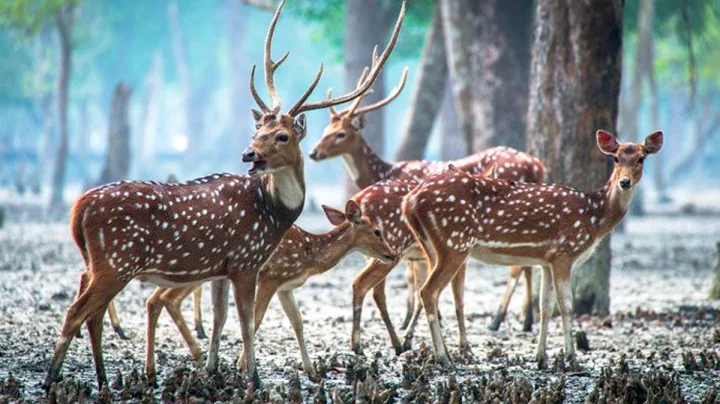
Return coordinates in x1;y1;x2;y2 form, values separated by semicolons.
227;0;250;159
467;0;532;151
50;5;74;207
440;78;464;160
439;0;474;155
526;0;623;317
394;5;447;161
98;83;133;185
138;52;164;173
710;242;720;300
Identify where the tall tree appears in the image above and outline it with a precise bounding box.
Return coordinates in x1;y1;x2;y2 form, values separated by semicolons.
440;79;464;160
137;52;164;173
50;3;76;206
97;83;132;185
526;0;623;316
394;5;447;161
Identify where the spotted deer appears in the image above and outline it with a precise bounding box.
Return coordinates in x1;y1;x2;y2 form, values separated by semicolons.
143;201;394;381
43;0;405;391
347;147;544;356
310;76;545;332
401;130;664;368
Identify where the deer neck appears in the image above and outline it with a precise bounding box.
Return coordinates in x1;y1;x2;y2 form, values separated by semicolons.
260;162;305;221
305;222;355;275
341;135;392;189
591;175;635;237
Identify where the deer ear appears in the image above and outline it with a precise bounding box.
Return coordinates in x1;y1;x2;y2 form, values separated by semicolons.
252;109;264;129
350;115;365;130
480;163;497;179
345;200;362;224
322;204;346;226
596;130;619;155
644;131;663;154
294;114;307;141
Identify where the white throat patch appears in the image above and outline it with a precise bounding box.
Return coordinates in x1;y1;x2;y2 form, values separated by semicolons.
271;168;304;210
342;154;360;182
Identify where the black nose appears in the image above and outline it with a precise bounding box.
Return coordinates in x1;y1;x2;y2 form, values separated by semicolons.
309;150;318;160
242;149;257;162
619;178;632;189
384;255;394;261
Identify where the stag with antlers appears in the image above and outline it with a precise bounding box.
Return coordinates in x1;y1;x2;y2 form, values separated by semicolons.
402;130;663;368
43;0;406;391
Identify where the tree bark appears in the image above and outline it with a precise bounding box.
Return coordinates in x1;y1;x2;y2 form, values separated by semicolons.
710;242;720;300
394;5;447;161
439;0;474;155
50;4;74;207
526;0;623;316
467;0;532;151
98;83;133;186
440;78;464;160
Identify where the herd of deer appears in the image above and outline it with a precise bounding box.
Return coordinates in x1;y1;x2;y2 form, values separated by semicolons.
42;0;664;392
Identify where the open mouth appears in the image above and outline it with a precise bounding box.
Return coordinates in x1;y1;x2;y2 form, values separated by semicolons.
248;160;267;176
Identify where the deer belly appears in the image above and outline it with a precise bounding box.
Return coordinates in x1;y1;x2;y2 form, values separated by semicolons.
136;273;225;288
470;247;548;267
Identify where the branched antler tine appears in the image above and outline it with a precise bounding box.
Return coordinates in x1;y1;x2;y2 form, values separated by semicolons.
287;63;324;116
264;0;286;112
289;1;406;116
347;67;372;115
355;67;370;89
273;51;289;71
249;65;269;112
354;66;409;115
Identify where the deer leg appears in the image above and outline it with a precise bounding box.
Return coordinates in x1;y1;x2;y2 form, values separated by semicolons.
522;266;534;332
488;267;521;331
451;263;469;353
277;290;317;380
351;258;397;354
401;261;416;330
536;265;554;369
230;273;260;388
107;300;128;340
401;259;431;350
420;251;466;368
551;260;575;363
238;278;278;372
74;271;90;339
193;286;207;339
44;273;125;391
206;279;229;373
85;306;109;389
145;287;166;382
372;279;403;355
161;287;203;364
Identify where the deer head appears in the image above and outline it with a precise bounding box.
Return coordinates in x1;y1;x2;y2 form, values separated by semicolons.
597;129;663;191
242;0;406;178
322;200;395;262
309;67;409;161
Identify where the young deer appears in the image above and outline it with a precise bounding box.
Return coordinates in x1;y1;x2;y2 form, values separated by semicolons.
144;201;394;381
310;77;545;332
44;0;405;391
401;130;663;368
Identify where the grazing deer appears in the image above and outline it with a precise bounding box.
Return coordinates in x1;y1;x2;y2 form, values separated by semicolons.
401;130;663;368
144;201;394;381
310;75;546;332
43;0;405;391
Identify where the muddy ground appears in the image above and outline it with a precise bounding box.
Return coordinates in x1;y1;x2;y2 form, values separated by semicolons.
0;213;719;403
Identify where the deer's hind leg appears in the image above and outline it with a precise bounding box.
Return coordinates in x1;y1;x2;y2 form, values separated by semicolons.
192;286;207;339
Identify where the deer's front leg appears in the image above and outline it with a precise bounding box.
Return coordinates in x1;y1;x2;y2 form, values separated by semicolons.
230;273;260;388
276;290;318;380
193;286;207;339
351;258;396;354
551;259;576;364
488;268;521;331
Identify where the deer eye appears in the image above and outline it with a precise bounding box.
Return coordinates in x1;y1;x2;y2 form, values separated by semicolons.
276;133;289;142
336;132;346;139
613;156;619;163
374;229;382;238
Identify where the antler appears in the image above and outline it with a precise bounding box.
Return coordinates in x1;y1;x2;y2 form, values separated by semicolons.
287;1;406;116
353;67;409;115
249;0;289;113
